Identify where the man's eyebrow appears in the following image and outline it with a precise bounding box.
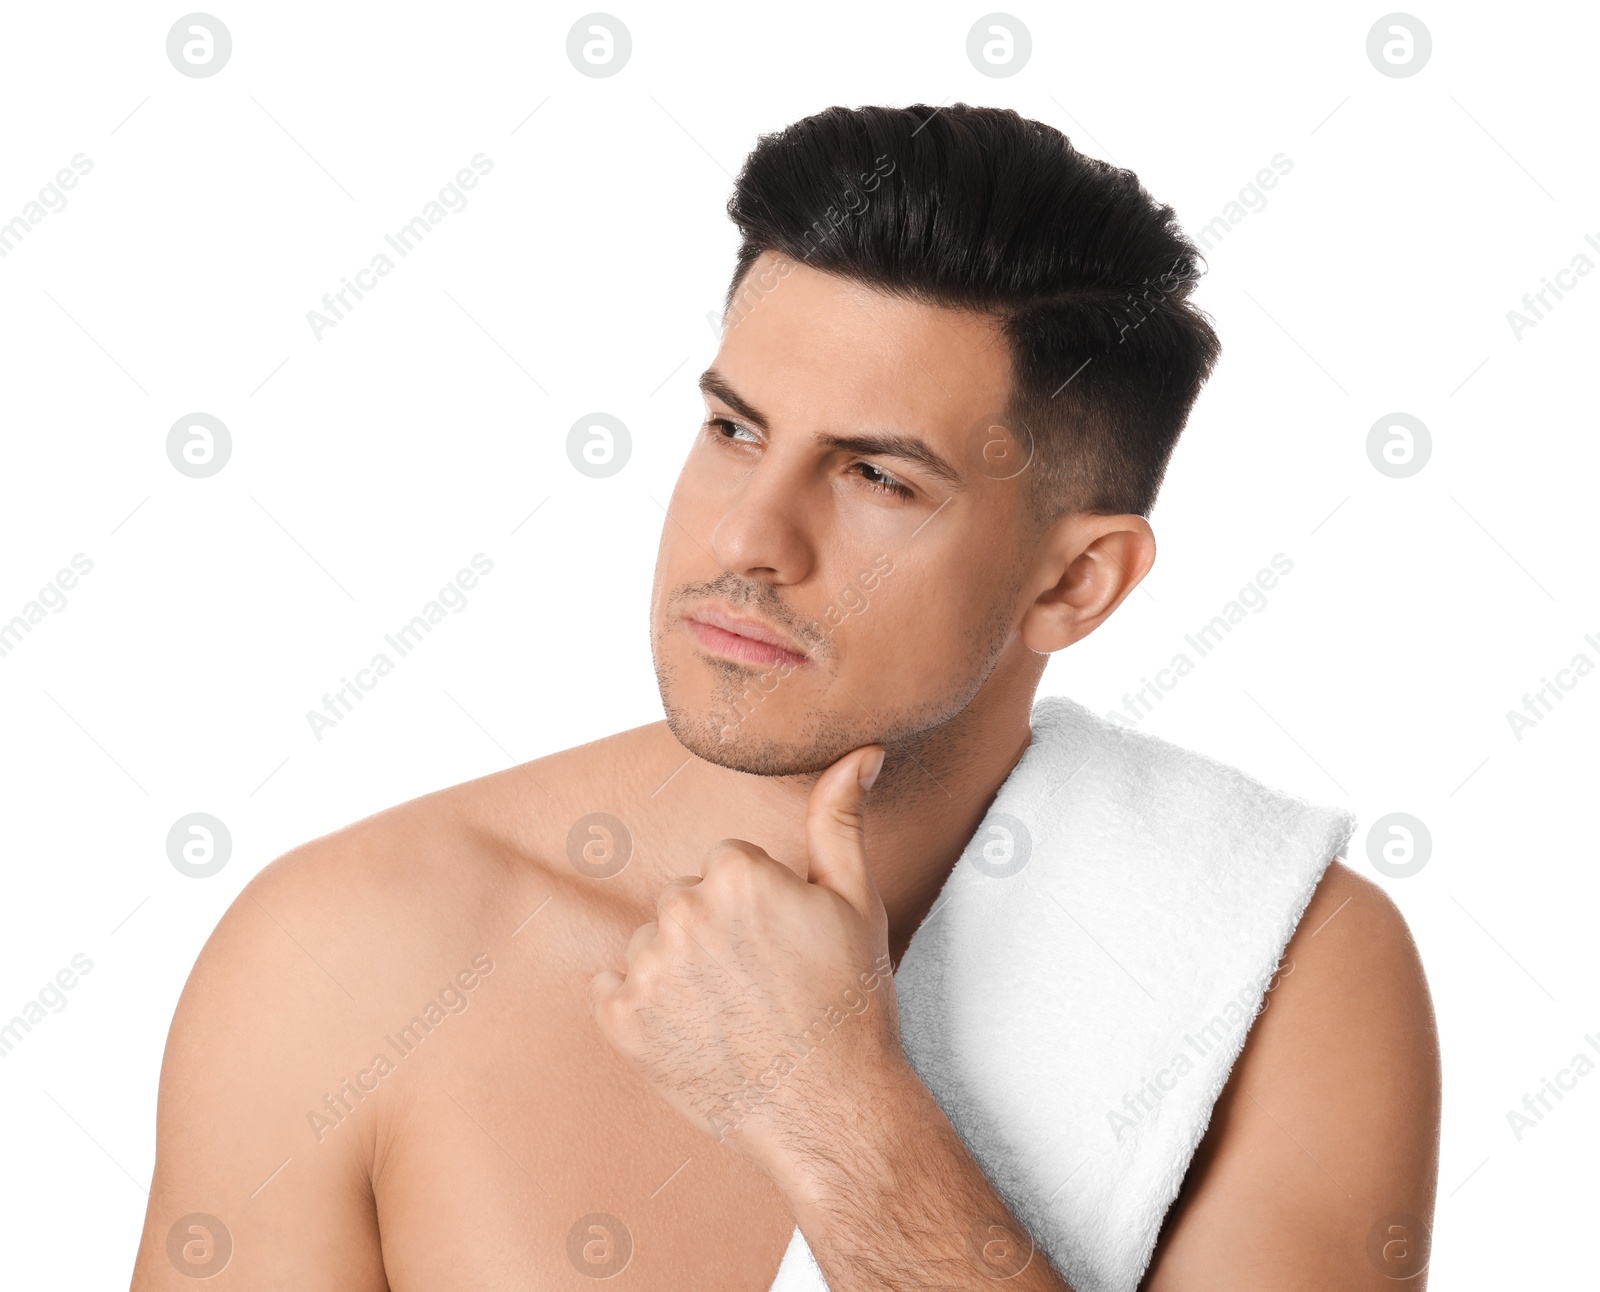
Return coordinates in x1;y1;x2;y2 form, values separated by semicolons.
699;368;769;429
813;431;967;490
697;367;968;490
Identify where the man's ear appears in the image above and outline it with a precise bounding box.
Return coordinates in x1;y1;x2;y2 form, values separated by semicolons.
1019;513;1156;653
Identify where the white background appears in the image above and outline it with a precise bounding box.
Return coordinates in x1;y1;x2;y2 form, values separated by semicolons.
0;1;1594;1286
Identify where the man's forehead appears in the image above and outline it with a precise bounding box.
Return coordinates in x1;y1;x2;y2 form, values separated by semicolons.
718;256;1012;432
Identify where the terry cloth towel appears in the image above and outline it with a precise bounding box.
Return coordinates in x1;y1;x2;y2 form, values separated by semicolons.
769;693;1356;1292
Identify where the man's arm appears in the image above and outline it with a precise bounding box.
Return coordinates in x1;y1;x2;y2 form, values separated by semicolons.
129;845;390;1291
590;745;1081;1289
1141;859;1442;1289
771;1059;1076;1289
762;861;1440;1292
591;742;1439;1290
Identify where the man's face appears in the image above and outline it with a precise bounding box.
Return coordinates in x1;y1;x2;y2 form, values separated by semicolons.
650;251;1037;777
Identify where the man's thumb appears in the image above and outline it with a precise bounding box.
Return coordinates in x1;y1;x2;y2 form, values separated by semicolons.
804;745;885;915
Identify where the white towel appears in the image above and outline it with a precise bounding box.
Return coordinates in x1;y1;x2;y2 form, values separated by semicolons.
769;693;1355;1291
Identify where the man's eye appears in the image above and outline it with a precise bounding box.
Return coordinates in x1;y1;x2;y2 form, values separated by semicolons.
703;416;915;501
704;416;759;444
855;463;915;500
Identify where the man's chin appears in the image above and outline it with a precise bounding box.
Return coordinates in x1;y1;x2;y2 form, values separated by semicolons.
662;704;849;779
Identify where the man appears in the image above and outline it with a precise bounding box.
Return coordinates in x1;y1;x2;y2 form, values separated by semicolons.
131;104;1440;1289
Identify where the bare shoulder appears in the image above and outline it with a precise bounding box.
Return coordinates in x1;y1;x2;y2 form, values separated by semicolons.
1267;859;1441;1096
131;732;640;1289
1240;859;1441;1134
239;718;657;940
180;715;666;1044
1141;859;1442;1290
152;717;663;1064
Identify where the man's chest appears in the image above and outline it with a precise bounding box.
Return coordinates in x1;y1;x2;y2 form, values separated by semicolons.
365;932;800;1290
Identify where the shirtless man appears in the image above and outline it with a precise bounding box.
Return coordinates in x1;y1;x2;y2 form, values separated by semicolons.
130;104;1440;1290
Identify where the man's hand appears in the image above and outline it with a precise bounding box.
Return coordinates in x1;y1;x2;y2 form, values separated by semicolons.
589;746;1079;1290
588;744;902;1173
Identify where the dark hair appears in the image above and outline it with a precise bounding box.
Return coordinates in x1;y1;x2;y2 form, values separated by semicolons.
723;103;1220;524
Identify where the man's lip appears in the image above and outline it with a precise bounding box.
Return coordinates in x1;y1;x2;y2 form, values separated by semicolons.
682;606;811;661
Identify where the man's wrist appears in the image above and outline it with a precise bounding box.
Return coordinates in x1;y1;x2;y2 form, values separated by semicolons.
760;1052;930;1212
760;1060;1062;1289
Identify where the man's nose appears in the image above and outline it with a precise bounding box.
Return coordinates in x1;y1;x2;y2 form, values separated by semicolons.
708;450;816;584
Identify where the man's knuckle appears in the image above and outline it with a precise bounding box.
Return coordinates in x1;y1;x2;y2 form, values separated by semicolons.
657;884;696;921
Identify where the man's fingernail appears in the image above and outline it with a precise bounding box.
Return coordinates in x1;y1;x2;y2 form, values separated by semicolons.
859;747;886;791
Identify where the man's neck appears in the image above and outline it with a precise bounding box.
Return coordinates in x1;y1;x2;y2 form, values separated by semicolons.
649;675;1041;968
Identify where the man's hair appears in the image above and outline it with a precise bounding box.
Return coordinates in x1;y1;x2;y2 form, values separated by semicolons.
723;103;1221;525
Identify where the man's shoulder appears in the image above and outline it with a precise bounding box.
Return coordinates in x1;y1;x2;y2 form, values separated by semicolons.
1143;859;1441;1286
136;728;669;1286
152;723;664;1139
1224;857;1439;1147
249;720;664;928
1270;859;1436;1042
175;722;672;1059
